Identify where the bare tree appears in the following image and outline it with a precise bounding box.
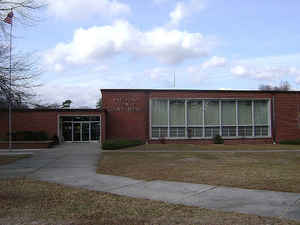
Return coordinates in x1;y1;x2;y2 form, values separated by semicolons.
259;81;291;91
0;0;45;108
0;45;40;108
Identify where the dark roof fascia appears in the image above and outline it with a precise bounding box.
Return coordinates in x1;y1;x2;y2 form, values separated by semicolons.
101;89;300;94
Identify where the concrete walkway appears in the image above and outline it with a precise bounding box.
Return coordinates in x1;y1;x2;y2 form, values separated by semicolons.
0;143;300;221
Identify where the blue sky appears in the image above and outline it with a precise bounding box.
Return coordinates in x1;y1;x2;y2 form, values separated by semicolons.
10;0;300;107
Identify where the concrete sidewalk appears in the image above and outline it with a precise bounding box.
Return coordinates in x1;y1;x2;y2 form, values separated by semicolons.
0;143;299;221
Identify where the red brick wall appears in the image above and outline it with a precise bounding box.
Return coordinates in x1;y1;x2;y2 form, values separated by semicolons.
0;111;57;139
102;91;149;141
0;110;102;141
274;92;300;142
102;90;275;142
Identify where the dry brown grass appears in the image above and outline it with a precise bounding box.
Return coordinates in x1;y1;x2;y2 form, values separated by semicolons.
0;179;299;225
0;155;31;165
124;143;300;151
98;151;300;193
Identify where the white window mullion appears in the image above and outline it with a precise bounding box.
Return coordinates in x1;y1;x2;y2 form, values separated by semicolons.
72;123;74;142
202;100;205;137
268;98;274;136
167;99;170;138
236;99;238;136
219;100;222;136
185;99;187;138
149;99;152;139
252;100;255;137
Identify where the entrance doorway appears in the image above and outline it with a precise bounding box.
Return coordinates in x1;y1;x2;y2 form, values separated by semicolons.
60;116;101;142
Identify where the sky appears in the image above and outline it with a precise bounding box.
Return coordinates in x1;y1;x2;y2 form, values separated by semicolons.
10;0;300;108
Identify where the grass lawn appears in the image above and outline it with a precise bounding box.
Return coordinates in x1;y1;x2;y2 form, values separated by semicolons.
98;151;300;193
0;155;31;165
0;179;299;225
123;143;300;151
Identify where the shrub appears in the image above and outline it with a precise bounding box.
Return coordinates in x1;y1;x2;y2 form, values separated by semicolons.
279;139;300;145
213;135;224;144
102;139;144;150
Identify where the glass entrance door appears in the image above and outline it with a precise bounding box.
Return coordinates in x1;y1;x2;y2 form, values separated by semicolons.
63;122;72;141
91;122;100;141
61;116;101;142
73;123;81;141
82;123;90;141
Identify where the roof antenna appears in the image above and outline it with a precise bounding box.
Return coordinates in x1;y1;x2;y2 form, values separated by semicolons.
173;72;176;88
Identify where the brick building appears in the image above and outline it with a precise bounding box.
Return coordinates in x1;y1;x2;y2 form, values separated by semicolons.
1;89;300;147
102;89;300;144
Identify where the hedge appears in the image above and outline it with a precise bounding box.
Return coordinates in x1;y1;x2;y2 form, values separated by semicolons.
102;139;144;150
279;139;300;145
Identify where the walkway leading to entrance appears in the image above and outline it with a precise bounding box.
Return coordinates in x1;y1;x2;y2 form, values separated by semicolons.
0;143;299;221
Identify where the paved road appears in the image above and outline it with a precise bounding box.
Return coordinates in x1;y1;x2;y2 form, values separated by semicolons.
0;143;300;221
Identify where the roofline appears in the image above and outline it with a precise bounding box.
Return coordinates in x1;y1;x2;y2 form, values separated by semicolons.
101;88;300;93
0;108;104;112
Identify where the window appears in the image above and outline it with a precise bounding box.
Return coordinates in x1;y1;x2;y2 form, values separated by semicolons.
150;98;270;139
187;100;203;137
238;100;252;125
222;101;236;137
187;100;203;125
151;99;168;126
151;99;168;138
204;100;219;126
222;101;236;125
170;100;185;126
254;100;269;136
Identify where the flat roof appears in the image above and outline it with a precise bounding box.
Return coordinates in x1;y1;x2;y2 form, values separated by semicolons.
101;88;300;93
0;108;103;112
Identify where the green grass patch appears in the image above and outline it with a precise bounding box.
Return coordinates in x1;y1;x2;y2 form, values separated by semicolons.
102;139;144;150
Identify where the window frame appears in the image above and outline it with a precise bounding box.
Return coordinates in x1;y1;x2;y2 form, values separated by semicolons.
150;98;271;140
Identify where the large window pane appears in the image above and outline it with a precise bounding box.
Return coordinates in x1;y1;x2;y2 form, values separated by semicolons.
205;127;220;137
187;100;203;125
204;100;219;125
254;100;268;125
222;101;236;125
170;127;185;137
238;101;252;125
151;99;168;126
170;100;185;126
152;127;168;138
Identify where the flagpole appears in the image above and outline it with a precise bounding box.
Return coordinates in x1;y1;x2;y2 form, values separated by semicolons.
8;10;13;151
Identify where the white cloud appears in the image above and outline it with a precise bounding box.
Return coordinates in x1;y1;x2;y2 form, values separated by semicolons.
201;56;227;69
231;65;300;81
153;0;169;4
169;0;205;26
54;63;64;72
44;20;217;68
47;0;130;20
230;65;247;76
145;67;171;80
187;56;227;74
